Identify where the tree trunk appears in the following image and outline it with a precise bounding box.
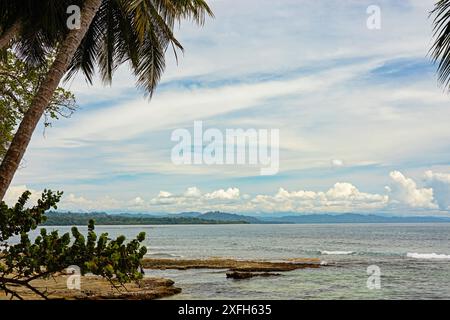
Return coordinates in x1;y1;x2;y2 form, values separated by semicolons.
0;20;22;50
0;0;103;200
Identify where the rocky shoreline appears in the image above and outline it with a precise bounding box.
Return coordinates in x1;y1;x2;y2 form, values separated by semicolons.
1;257;322;300
142;257;321;272
0;275;181;300
144;257;322;284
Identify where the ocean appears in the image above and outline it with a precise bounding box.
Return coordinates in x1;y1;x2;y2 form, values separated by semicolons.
33;223;450;299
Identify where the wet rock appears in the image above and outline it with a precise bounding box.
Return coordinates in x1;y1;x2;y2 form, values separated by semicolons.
226;271;281;279
142;257;321;272
0;275;181;300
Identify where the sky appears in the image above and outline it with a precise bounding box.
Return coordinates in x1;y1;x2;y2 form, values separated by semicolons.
4;0;450;216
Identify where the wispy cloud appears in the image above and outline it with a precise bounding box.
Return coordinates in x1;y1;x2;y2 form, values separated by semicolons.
6;0;450;215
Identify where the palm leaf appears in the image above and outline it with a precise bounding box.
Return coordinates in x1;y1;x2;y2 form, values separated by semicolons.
431;0;450;89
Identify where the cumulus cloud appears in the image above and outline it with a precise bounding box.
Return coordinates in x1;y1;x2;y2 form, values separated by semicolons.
62;193;124;211
424;171;450;210
3;183;384;213
142;183;388;213
204;188;240;200
4;170;449;214
388;171;436;209
3;185;42;206
150;191;178;205
147;187;242;210
3;186;124;212
184;187;202;198
132;197;144;205
252;183;388;213
158;191;173;198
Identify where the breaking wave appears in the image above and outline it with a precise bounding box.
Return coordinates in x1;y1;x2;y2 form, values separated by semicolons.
320;250;354;255
406;252;450;260
146;252;183;258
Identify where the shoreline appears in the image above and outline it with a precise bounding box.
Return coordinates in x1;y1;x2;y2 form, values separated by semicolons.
142;257;322;271
0;257;322;300
0;275;181;300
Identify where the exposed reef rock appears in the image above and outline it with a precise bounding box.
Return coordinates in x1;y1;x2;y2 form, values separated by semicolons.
0;275;181;300
142;257;321;272
226;271;281;279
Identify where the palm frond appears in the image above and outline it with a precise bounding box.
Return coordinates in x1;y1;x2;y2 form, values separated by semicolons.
135;32;166;97
430;0;450;89
64;11;103;84
6;0;214;97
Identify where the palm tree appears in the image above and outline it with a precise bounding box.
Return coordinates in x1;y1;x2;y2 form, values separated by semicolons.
0;0;74;64
431;0;450;89
0;0;213;199
0;0;24;49
0;20;21;49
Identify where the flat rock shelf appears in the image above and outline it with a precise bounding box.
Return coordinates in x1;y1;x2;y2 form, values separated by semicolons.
0;275;181;300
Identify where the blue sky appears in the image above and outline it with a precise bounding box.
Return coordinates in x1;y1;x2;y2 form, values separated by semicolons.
5;0;450;215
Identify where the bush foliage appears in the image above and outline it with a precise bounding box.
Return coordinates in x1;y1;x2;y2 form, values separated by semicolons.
0;190;147;299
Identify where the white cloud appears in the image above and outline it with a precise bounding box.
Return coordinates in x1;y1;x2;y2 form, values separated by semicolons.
158;191;173;198
3;185;42;206
149;191;178;205
62;193;123;212
142;183;389;213
331;159;344;167
275;188;317;200
42;62;375;148
3;187;124;212
5;0;450;216
5;170;450;214
204;187;240;200
254;183;389;213
184;187;202;198
424;171;450;210
133;197;145;205
388;171;436;209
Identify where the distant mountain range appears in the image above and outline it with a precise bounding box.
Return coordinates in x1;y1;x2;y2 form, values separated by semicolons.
43;211;250;226
43;211;450;226
258;213;450;224
172;211;261;223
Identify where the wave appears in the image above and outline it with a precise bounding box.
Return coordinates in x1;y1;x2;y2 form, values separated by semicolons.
146;252;183;258
406;252;450;260
320;250;354;255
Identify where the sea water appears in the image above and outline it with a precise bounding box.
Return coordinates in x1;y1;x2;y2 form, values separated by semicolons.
32;223;450;299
